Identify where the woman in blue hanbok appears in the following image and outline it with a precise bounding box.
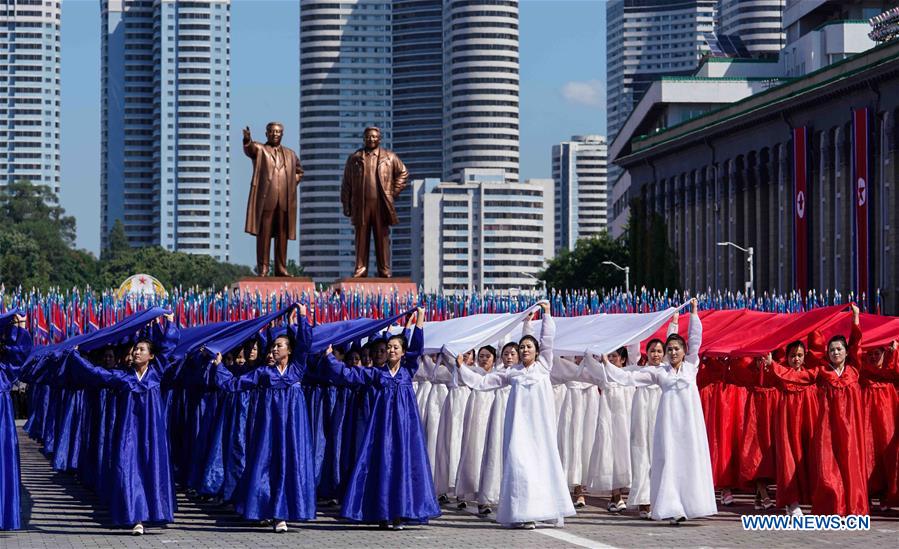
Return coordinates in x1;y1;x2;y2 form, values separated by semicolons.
0;314;33;530
321;308;440;529
209;306;315;533
65;314;180;535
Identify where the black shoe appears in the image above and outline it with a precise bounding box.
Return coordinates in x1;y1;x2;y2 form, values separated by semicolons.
456;501;467;510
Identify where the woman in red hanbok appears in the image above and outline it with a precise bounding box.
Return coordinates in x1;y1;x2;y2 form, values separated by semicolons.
771;304;868;516
772;337;822;517
859;341;899;509
731;355;779;510
697;356;746;505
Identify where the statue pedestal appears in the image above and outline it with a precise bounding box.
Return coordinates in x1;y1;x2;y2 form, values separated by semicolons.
232;276;315;297
330;277;418;297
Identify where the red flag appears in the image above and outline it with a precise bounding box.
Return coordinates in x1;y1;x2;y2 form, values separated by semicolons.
793;127;809;294
852;108;870;302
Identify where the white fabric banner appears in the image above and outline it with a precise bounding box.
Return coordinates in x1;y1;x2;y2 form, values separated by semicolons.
424;306;678;357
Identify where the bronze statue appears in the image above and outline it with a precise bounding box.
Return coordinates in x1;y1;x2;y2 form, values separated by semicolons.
340;127;409;278
243;122;303;276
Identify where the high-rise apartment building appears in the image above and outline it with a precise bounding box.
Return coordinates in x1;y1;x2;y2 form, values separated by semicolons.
606;0;715;234
552;135;607;253
409;169;553;294
0;0;61;193
102;0;231;261
717;0;785;58
442;0;519;183
391;0;444;278
298;0;393;281
298;0;521;281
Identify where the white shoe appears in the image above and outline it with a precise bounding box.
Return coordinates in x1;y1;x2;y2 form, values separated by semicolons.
721;489;734;506
639;510;650;519
514;521;536;529
131;523;144;536
615;500;627;513
274;520;287;533
392;519;405;530
788;504;803;518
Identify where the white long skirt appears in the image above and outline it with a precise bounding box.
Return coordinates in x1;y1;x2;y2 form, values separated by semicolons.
629;385;661;507
415;379;432;430
650;379;717;520
434;385;472;495
454;388;496;501
557;381;599;487
478;386;510;506
552;383;567;427
424;383;449;476
586;383;634;493
496;374;575;526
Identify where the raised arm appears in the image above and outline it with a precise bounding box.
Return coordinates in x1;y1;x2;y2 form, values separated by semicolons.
551;356;583;383
536;303;555;373
685;300;702;365
152;313;180;367
320;350;377;387
769;360;818;385
454;350;508;391
402;307;425;370
667;309;680;336
65;350;124;390
243;126;261;159
848;303;862;366
583;353;657;387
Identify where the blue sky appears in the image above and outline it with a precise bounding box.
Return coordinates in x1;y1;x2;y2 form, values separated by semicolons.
60;0;605;266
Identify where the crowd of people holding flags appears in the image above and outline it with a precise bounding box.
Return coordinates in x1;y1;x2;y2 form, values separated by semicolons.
0;293;898;535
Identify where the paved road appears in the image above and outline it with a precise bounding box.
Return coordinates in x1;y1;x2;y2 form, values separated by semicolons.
2;422;897;548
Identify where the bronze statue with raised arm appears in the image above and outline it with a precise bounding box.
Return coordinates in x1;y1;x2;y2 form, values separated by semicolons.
340;127;409;278
243;122;303;277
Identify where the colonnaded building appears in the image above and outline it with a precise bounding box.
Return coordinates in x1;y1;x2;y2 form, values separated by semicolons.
610;34;899;311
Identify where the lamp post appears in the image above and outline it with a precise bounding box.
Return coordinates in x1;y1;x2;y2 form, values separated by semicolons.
717;241;754;293
601;260;630;291
521;272;546;294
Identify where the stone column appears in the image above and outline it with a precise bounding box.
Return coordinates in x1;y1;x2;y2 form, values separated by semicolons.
834;126;850;291
727;160;738;290
776;143;790;291
706;165;716;290
817;129;832;291
879;110;896;311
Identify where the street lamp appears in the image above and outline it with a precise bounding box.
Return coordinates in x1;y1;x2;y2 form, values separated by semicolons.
717;241;754;293
601;260;630;291
521;272;546;294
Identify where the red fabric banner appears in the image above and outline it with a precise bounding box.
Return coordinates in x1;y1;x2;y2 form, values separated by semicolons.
852;108;870;300
793;127;809;294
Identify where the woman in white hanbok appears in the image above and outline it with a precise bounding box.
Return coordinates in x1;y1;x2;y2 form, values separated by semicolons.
555;355;598;508
628;313;677;517
584;347;635;512
456;303;575;529
434;350;475;502
476;342;518;516
454;346;498;508
584;299;716;524
419;354;453;476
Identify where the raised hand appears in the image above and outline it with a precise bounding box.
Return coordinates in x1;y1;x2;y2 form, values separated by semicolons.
690;298;698;314
243;126;252;142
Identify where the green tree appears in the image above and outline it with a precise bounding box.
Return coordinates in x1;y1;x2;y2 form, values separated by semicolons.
539;232;630;291
104;218;131;260
626;196;680;291
0;230;52;288
0;179;254;291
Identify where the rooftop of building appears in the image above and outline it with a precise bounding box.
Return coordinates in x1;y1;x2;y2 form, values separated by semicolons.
613;36;899;165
